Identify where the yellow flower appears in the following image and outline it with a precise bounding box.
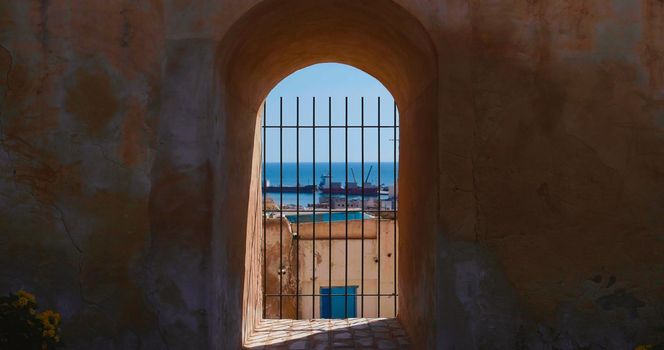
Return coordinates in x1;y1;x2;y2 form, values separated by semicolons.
14;297;28;307
16;290;36;304
37;309;61;328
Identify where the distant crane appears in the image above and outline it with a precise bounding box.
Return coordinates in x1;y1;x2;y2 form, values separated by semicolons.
365;165;373;184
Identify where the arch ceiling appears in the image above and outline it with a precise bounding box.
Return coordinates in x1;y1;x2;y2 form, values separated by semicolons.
217;0;437;110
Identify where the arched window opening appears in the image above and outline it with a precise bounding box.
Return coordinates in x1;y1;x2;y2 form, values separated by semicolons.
260;64;400;320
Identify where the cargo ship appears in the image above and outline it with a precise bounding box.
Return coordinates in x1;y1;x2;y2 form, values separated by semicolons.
318;166;380;196
262;180;317;193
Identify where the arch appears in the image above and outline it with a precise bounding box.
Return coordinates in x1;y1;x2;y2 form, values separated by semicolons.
211;1;439;348
217;0;436;110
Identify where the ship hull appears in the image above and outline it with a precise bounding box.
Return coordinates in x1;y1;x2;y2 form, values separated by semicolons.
319;188;380;196
263;185;317;193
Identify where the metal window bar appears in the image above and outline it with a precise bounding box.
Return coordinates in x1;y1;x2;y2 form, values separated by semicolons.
393;101;399;315
279;97;283;319
261;97;399;320
312;97;317;319
295;97;300;318
262;102;267;319
377;96;381;317
328;97;333;319
344;97;349;318
360;97;365;317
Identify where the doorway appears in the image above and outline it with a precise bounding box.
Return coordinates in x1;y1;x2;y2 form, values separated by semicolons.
213;0;439;348
320;286;358;318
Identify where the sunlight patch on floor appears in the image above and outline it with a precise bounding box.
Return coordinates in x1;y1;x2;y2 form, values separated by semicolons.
245;318;410;349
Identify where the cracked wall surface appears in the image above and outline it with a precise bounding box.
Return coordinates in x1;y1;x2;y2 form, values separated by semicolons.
0;1;663;349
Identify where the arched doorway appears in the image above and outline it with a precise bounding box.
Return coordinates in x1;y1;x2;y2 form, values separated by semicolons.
260;64;400;323
212;1;438;348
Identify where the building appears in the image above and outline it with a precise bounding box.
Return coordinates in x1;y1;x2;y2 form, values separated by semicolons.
263;214;397;319
319;196;396;210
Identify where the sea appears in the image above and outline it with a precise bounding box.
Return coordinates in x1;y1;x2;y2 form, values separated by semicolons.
263;162;398;206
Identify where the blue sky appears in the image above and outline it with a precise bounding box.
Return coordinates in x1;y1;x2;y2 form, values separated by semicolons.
263;63;399;163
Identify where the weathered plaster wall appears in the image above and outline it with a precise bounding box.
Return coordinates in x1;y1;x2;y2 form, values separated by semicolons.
0;1;663;350
240;106;263;345
0;1;168;349
263;215;398;320
263;217;298;320
434;1;664;349
297;219;398;319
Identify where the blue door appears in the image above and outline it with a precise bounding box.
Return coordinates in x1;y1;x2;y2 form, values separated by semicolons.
320;286;357;318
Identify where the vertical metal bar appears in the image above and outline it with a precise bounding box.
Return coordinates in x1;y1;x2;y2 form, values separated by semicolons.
377;96;381;317
262;101;267;319
296;97;300;319
393;101;398;315
344;97;349;318
312;97;316;319
328;96;332;319
279;97;283;319
360;97;365;317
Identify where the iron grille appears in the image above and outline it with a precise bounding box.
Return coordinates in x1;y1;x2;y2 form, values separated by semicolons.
262;97;399;319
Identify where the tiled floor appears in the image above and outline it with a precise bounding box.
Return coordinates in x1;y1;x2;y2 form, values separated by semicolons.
244;318;411;349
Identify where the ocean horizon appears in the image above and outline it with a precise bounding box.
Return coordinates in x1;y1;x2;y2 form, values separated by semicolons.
262;162;398;206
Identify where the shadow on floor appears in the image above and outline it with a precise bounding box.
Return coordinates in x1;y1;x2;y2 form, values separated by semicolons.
244;318;411;349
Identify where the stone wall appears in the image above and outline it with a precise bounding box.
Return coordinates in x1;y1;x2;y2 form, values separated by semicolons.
0;1;662;349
